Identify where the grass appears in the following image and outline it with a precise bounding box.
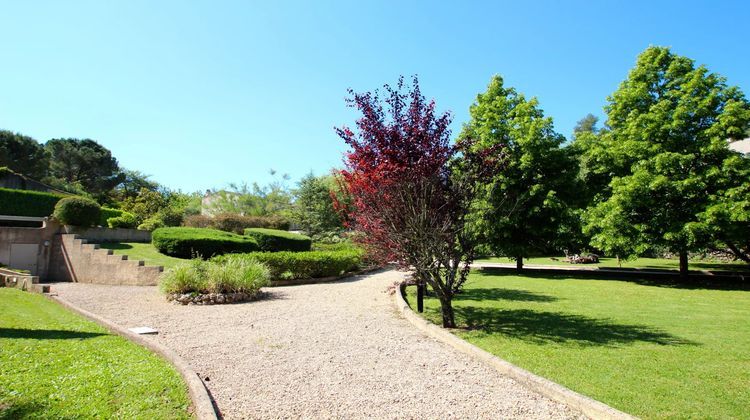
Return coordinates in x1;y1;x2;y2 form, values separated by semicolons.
477;255;749;272
100;242;185;269
406;271;750;418
0;288;191;419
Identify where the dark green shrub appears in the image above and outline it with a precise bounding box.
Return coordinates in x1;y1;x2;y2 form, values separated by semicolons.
99;207;137;228
244;228;312;252
211;213;291;234
213;249;363;280
0;188;63;217
53;197;101;227
152;227;259;259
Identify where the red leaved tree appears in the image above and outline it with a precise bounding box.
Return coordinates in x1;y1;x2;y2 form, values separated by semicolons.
335;76;503;327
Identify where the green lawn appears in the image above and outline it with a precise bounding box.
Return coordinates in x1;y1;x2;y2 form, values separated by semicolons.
0;288;192;419
407;272;750;418
477;256;749;272
100;242;185;270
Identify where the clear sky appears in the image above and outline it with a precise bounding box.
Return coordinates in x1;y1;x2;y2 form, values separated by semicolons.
2;1;749;192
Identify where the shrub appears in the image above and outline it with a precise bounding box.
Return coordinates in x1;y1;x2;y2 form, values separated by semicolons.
183;213;291;233
138;217;165;231
244;228;312;252
152;227;259;259
108;213;138;229
213;248;363;280
159;258;269;294
53;197;101;227
0;188;63;217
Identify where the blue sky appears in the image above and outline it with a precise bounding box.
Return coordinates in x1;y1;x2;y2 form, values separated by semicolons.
2;1;749;192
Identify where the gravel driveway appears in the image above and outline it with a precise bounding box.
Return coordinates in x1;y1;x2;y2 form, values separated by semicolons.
52;270;581;419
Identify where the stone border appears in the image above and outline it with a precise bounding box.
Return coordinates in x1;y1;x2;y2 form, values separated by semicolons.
392;284;637;420
46;294;219;420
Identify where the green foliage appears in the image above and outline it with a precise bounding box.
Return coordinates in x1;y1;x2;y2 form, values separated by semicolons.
98;207;136;227
203;171;293;217
212;248;363;280
121;187;187;229
45;138;124;199
52;197;101;226
244;228;312;252
0;130;49;179
582;47;750;262
0;187;62;217
460;75;580;261
291;172;345;237
112;169;159;201
107;213;138;229
159;258;269;295
152;227;259;258
185;213;290;234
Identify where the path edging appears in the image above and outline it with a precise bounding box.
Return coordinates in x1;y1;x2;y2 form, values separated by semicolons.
392;284;637;420
47;294;219;420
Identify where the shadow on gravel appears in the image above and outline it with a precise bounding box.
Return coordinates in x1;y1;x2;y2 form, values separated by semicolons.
0;327;106;340
456;307;696;347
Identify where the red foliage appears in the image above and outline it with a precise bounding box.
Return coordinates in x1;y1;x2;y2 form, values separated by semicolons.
334;77;502;326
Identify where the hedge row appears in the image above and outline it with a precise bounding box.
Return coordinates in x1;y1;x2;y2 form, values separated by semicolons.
183;213;291;234
99;207;137;228
0;188;63;217
152;227;259;259
244;228;312;252
212;249;363;280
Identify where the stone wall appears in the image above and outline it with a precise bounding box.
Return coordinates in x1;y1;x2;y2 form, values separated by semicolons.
61;226;151;243
47;234;162;286
0;220;59;278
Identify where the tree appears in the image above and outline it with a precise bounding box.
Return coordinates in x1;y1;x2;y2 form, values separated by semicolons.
459;75;579;271
0;130;49;179
336;76;502;328
45;138;124;200
292;172;345;238
113;169;159;201
204;171;292;217
572;113;600;138
583;46;750;277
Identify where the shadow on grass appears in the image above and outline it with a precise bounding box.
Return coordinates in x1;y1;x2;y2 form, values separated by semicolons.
475;268;750;291
0;400;46;419
99;242;134;251
0;328;106;340
454;288;557;303
455;306;695;346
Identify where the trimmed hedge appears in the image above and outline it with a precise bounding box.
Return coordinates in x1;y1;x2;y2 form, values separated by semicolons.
244;228;312;252
212;249;363;280
53;197;101;227
99;207;137;228
152;227;260;259
0;188;63;217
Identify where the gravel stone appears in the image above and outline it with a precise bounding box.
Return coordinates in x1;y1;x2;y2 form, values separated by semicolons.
52;270;583;419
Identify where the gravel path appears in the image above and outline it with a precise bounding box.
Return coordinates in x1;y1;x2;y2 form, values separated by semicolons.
52;270;581;419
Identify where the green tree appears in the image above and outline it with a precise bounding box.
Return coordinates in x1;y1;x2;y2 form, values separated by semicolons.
113;169;159;201
583;46;750;277
292;172;345;238
0;130;49;179
572;113;600;138
45;138;124;200
204;171;293;217
460;75;579;271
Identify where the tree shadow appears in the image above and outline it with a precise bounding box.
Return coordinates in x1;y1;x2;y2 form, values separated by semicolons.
0;328;106;340
0;400;46;419
454;288;558;303
100;242;133;250
455;307;696;347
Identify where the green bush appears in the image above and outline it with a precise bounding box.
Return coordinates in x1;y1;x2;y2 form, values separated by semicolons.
213;248;363;280
108;213;138;229
0;188;63;217
53;197;101;227
244;228;312;252
152;227;259;259
159;258;269;295
183;213;291;234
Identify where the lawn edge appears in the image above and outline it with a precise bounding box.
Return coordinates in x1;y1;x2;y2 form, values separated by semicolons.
45;293;219;420
392;283;637;420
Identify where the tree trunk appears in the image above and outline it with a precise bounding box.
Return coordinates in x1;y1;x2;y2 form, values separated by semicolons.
726;241;750;264
679;251;689;280
417;282;425;313
439;296;456;328
516;256;523;273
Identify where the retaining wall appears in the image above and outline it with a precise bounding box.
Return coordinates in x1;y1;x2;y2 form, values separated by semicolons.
48;234;162;286
62;226;151;243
